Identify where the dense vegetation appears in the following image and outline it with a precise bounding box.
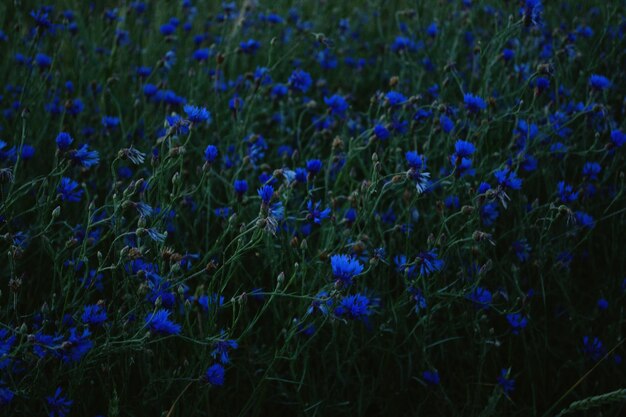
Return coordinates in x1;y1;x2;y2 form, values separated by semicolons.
0;1;625;416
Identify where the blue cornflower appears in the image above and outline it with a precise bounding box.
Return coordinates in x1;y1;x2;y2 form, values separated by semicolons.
0;386;14;406
143;83;158;97
81;304;107;326
422;370;440;386
204;145;218;163
497;369;515;395
467;287;492;310
160;23;176;36
145;309;181;335
184;104;211;124
334;293;376;322
582;162;601;180
55;132;73;150
385;90;407;106
233;179;248;196
205;363;225;386
288;69;313;93
506;313;528;334
35;53;52;69
464;93;486;113
557;181;578;203
610;129;625;148
494;167;522;190
512;239;531;262
417;249;444;276
307;200;331;224
589;74;611;90
440;114;454;133
330;254;364;286
57;177;83;202
582;336;605;362
71;144;100;168
211;335;239;364
451;140;476;177
192;48;211;61
59;328;93;363
257;184;274;205
306;159;322;176
522;0;543;26
239;39;260;54
46;387;73;417
324;94;349;116
101;116;120;130
426;22;438;37
597;298;608;310
575;211;595;229
405;151;425;170
393;255;417;278
374;124;390;140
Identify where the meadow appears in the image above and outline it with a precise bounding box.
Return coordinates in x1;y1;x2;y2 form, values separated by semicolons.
0;0;625;416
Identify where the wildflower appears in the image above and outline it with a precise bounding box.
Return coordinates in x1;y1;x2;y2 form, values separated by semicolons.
610;129;626;148
464;93;486;113
324;94;349;116
422;370;440;386
416;249;444;276
506;313;528;334
204;363;225;386
597;298;608;310
59;328;93;363
57;177;83;202
557;181;578;203
306;159;323;176
145;309;181;335
288;69;313;93
101;116;120;130
512;239;531;262
521;0;543;26
405;151;431;194
582;336;605;362
46;388;73;417
582;162;601;180
334;293;377;322
239;39;260;54
70;144;100;168
426;22;438;38
497;369;515;395
494;167;522;190
81;304;107;326
306;200;331;225
589;74;611;90
211;335;239;364
0;386;14;406
35;53;52;69
184;105;211;124
451;140;476;177
385;90;407;107
374;124;390;140
55;132;73;150
575;211;595;229
233;179;248;196
119;146;146;165
257;185;274;205
394;255;417;278
204;145;218;163
330;254;364;286
467;287;492;310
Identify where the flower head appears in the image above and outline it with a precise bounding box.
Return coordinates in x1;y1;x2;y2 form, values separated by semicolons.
330;254;363;286
145;309;181;335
